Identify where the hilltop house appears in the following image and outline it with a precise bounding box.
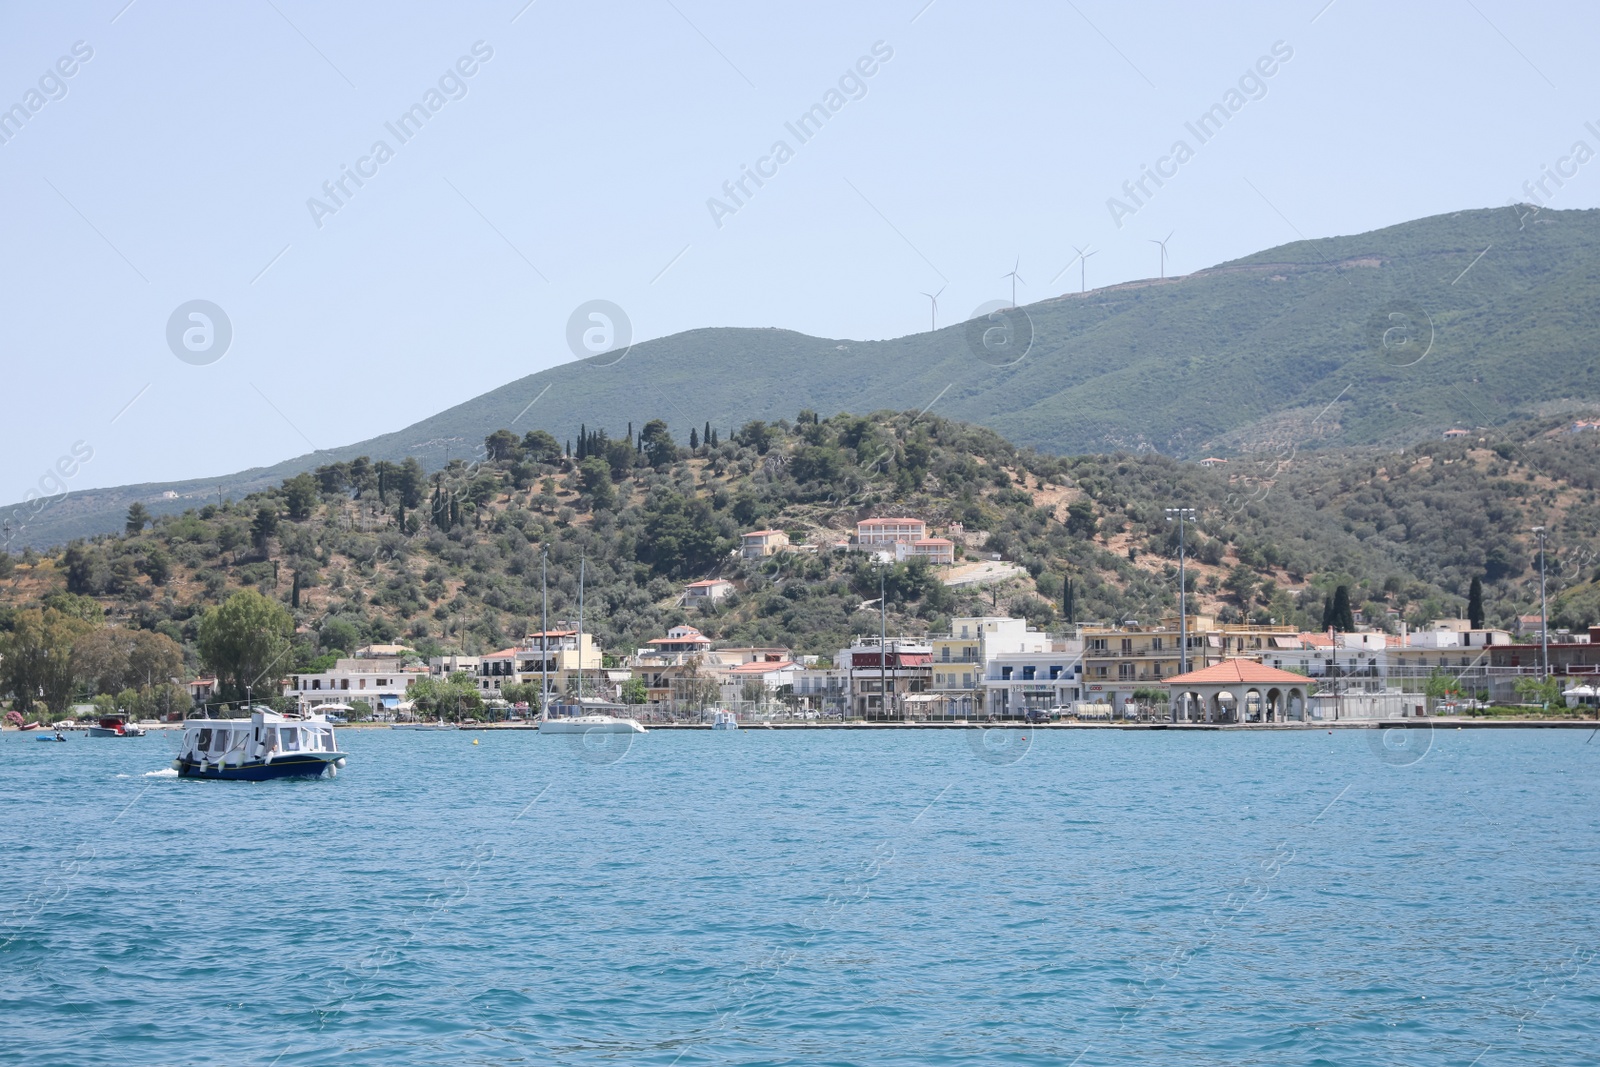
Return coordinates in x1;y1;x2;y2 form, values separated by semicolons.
684;578;735;605
856;517;927;545
741;529;789;558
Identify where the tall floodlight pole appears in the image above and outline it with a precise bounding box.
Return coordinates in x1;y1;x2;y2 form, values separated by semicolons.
1165;507;1197;723
1533;526;1549;691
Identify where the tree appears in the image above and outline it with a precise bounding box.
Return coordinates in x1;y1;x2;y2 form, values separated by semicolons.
284;473;318;521
72;626;138;695
197;590;295;701
578;458;617;511
126;630;185;691
620;677;648;705
689;427;700;450
251;506;279;553
1065;499;1097;538
1467;576;1485;629
1223;565;1257;608
1;608;95;716
125;502;151;537
1329;585;1356;632
141;546;173;586
520;430;561;465
734;420;775;455
640;419;677;467
63;541;109;595
485;429;522;462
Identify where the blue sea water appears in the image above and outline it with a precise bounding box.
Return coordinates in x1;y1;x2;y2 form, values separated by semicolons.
2;725;1598;1066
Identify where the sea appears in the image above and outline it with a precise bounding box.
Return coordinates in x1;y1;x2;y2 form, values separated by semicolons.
1;724;1597;1065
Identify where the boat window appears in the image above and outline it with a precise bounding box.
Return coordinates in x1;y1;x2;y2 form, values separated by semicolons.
196;728;212;750
209;730;230;754
279;728;300;752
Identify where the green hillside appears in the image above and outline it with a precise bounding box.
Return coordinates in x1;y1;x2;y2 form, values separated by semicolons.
9;206;1599;549
4;409;1598;718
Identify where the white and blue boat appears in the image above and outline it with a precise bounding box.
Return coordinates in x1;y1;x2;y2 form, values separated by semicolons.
172;707;348;781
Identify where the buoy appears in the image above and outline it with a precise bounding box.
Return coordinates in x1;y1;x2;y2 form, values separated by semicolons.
472;739;479;745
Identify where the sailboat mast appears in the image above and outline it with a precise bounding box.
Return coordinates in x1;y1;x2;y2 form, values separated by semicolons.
577;555;585;702
541;547;549;719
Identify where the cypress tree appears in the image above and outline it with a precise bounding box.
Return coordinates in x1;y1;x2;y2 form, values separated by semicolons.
291;571;301;609
1320;595;1334;631
1330;585;1355;632
689;427;699;449
1467;576;1485;629
704;421;712;449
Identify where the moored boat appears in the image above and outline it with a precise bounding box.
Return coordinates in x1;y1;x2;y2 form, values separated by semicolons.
173;707;348;780
711;709;739;731
88;715;146;738
538;699;646;735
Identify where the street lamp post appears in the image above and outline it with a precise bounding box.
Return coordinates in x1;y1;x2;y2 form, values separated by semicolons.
1165;507;1197;723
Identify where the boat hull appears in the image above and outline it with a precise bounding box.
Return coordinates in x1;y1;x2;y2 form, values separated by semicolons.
538;717;646;735
176;754;343;781
87;727;141;738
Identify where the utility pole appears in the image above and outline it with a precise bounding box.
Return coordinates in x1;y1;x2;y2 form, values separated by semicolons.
1165;507;1196;723
1533;526;1550;693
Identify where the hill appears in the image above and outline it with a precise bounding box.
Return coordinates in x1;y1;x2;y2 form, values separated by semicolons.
8;205;1600;549
3;410;1598;715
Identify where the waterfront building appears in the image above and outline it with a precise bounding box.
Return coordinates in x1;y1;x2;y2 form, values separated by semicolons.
1079;616;1301;717
930;617;1040;718
981;636;1086;718
839;637;932;719
285;654;425;713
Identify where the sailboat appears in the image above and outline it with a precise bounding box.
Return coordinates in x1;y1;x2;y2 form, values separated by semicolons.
538;553;646;736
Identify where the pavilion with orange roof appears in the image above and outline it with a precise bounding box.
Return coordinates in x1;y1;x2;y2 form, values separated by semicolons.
1162;659;1311;724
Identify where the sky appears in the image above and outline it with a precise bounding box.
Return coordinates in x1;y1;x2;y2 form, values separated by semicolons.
2;0;1598;503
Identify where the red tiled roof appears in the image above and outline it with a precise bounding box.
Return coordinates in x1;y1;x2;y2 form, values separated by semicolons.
1165;659;1311;686
913;537;953;546
686;579;732;588
729;660;796;674
743;529;783;538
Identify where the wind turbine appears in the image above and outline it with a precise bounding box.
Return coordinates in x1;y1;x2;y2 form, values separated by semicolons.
1003;257;1025;308
919;284;945;331
1149;230;1174;280
1072;244;1098;293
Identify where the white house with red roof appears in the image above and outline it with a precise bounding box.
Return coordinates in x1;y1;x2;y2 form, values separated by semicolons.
684;578;735;605
895;536;955;565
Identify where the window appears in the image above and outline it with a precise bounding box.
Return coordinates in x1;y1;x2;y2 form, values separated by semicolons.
1121;639;1133;654
1049;666;1062;680
1090;638;1107;651
210;730;231;755
1001;667;1013;680
279;728;300;752
1119;663;1134;680
1022;666;1036;681
195;728;212;750
340;679;349;690
963;674;972;688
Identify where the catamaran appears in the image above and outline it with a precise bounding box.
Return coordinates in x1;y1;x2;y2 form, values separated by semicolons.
172;706;348;780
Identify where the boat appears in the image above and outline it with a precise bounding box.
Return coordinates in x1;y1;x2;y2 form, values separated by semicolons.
533;557;646;736
36;732;68;743
88;715;147;738
711;709;739;731
18;721;40;732
539;699;647;734
172;707;349;780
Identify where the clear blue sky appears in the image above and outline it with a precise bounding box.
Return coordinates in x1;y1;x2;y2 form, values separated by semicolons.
2;0;1596;500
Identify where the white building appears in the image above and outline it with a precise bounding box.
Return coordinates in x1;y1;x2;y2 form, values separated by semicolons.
684;578;735;605
285;656;426;713
982;638;1086;718
895;537;955;565
856;517;927;546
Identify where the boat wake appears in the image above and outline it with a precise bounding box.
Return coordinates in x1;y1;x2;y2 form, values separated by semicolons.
142;768;179;778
